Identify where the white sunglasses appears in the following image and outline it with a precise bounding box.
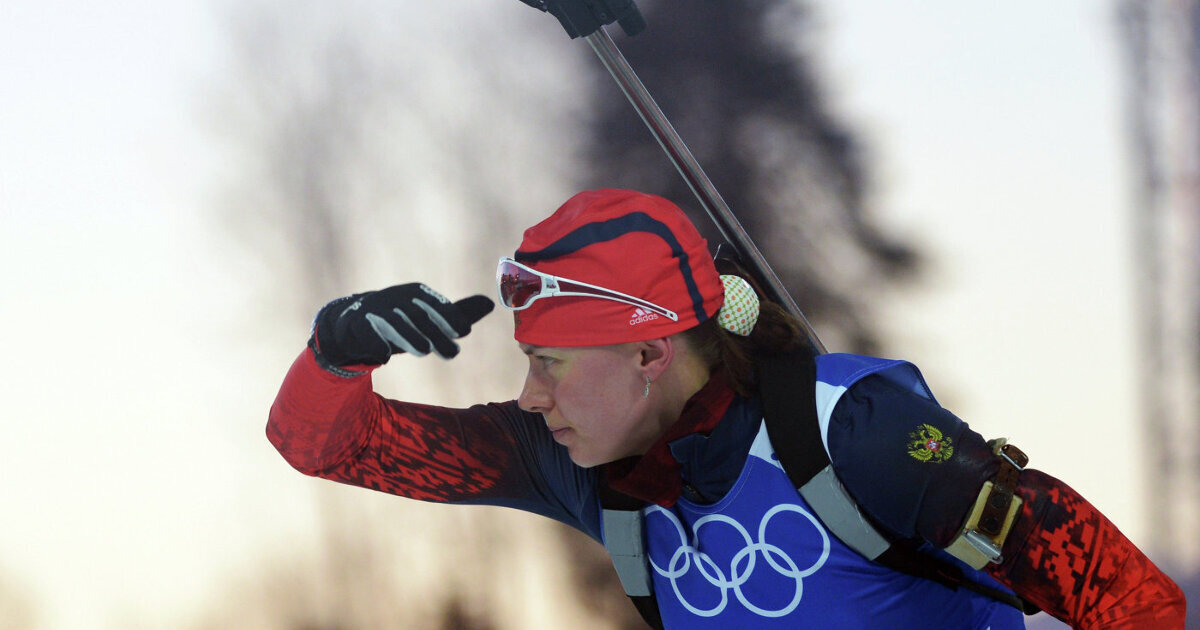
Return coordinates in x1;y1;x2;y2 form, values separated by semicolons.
496;257;679;322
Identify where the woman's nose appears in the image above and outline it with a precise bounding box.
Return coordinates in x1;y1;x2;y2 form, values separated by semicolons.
517;372;552;414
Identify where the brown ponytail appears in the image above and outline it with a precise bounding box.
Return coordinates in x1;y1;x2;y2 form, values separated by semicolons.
680;260;807;397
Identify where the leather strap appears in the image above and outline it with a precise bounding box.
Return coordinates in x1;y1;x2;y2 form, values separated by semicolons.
945;439;1028;569
978;441;1027;538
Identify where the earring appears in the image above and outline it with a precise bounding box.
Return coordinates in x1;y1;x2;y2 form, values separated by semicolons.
643;377;651;398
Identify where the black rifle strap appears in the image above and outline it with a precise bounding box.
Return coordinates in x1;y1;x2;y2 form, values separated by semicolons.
754;350;828;487
876;544;1037;614
627;594;665;630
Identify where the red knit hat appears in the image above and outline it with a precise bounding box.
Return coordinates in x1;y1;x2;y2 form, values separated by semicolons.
508;189;724;347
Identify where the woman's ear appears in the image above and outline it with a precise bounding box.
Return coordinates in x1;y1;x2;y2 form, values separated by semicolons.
637;337;674;381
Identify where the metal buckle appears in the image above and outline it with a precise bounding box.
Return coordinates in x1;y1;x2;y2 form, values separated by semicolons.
999;444;1028;471
963;529;1004;565
989;438;1028;471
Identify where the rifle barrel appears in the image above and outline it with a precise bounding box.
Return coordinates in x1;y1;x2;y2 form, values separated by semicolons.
585;27;826;355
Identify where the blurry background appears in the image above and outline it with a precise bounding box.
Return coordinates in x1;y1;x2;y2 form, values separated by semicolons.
1;0;1196;628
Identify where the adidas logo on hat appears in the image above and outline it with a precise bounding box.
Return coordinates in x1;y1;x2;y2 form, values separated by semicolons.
629;307;660;326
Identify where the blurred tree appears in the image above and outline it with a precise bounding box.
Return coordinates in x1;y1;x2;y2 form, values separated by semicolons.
205;1;602;629
211;5;404;626
581;0;920;354
1117;0;1200;607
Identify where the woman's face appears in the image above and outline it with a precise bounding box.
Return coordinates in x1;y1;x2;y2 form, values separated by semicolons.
517;342;661;467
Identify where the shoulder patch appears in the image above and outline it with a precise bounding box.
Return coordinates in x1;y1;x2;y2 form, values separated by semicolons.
907;423;954;463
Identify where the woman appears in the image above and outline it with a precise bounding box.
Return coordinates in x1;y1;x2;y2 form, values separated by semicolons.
269;189;1185;628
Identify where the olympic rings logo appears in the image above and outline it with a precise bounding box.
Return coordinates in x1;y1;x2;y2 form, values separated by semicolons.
646;503;831;618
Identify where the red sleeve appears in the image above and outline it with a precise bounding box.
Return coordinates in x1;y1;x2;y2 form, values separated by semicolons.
987;469;1186;629
266;349;524;503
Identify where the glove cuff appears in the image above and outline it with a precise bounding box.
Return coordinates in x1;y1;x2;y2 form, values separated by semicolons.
307;336;370;379
310;294;390;369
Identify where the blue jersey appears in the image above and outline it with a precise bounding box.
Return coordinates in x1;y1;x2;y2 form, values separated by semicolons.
642;421;1022;629
624;353;1023;628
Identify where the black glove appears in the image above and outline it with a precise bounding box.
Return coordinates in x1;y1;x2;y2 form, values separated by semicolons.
517;0;645;38
310;283;494;367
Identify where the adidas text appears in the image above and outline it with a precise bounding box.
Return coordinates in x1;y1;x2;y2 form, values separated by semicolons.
629;308;660;326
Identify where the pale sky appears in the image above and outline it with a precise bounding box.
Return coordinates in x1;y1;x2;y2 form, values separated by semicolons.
819;0;1141;529
0;0;1167;628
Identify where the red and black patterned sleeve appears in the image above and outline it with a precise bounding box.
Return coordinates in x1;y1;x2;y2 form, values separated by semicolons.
987;470;1186;629
267;349;597;529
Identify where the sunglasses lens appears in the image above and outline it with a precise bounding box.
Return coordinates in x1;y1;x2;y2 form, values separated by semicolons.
498;261;542;308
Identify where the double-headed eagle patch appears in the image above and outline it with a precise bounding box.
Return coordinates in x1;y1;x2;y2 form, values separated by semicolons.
907;423;954;463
